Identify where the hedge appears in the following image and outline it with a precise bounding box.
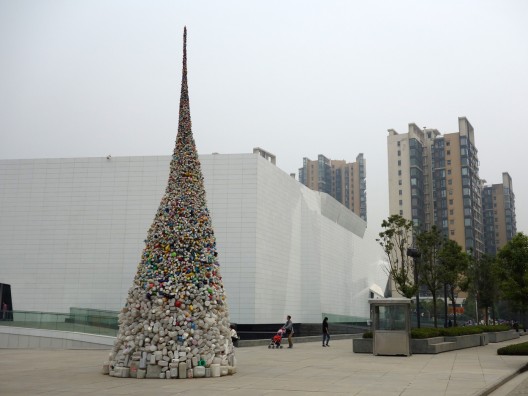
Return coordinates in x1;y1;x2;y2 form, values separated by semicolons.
498;341;528;355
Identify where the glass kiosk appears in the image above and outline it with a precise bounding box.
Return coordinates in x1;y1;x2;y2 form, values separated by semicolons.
369;298;411;356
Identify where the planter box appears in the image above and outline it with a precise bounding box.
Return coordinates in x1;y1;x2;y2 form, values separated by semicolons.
411;337;456;354
444;333;487;349
353;332;494;355
488;330;520;343
352;338;372;353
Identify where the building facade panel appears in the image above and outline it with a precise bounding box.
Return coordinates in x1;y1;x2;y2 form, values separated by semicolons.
0;154;388;324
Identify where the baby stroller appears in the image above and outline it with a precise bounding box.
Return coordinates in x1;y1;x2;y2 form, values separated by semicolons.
268;327;285;349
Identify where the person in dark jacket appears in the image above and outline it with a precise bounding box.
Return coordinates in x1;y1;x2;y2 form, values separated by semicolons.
283;315;294;348
322;317;330;347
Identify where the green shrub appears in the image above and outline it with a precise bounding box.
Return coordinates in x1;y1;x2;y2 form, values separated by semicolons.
411;328;442;339
498;341;528;355
477;324;510;333
440;326;483;336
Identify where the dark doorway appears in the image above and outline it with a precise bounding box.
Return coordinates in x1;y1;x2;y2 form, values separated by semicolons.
0;283;12;321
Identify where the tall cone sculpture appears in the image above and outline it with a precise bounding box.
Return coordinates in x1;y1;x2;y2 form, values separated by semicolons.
104;27;236;379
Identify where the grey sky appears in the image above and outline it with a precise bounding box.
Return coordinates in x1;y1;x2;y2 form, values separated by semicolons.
1;0;527;235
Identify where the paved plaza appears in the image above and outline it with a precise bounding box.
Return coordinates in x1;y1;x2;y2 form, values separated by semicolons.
1;338;528;396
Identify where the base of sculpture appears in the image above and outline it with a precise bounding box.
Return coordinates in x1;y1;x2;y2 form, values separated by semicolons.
103;353;236;379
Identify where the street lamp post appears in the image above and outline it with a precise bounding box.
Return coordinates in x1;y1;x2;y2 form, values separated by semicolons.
407;248;421;328
444;283;448;328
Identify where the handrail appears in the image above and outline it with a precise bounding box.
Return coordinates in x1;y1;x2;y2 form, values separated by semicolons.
0;310;118;337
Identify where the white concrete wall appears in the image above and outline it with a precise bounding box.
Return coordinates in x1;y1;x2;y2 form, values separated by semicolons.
0;154;388;324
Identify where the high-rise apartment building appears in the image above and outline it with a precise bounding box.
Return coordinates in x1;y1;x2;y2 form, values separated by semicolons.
298;154;367;221
387;117;484;256
482;172;517;255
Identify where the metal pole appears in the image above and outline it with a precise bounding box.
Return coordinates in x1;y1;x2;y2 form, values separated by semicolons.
415;262;420;328
444;283;448;328
475;293;479;324
408;248;421;328
407;248;420;328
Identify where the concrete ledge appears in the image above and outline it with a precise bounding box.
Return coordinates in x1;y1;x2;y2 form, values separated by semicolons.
0;326;360;350
0;326;115;349
411;337;457;354
353;332;513;354
445;333;486;349
488;330;520;343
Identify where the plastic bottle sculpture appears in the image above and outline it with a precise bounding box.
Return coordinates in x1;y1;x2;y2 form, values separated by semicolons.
103;27;235;380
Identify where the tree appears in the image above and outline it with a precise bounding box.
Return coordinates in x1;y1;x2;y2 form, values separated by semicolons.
438;239;469;327
497;232;528;324
469;254;500;324
377;215;417;298
415;226;444;328
483;255;500;324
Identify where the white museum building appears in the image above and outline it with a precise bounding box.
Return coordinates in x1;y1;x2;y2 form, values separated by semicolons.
0;150;388;325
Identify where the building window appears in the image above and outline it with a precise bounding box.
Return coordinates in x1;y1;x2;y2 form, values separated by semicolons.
398;150;401;156
399;200;403;206
398;160;401;166
450;230;455;235
447;169;451;175
399;180;402;185
399;190;402;195
397;141;401;146
449;199;453;205
447;150;451;155
450;209;454;215
400;210;403;215
448;179;452;185
398;170;401;176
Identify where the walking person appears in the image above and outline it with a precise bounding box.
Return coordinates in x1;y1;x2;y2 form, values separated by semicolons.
230;324;239;347
322;316;330;347
283;315;294;348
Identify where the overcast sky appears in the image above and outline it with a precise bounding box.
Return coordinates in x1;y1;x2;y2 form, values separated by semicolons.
1;0;527;235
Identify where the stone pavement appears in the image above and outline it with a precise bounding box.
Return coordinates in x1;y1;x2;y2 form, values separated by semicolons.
489;371;528;396
1;338;527;396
